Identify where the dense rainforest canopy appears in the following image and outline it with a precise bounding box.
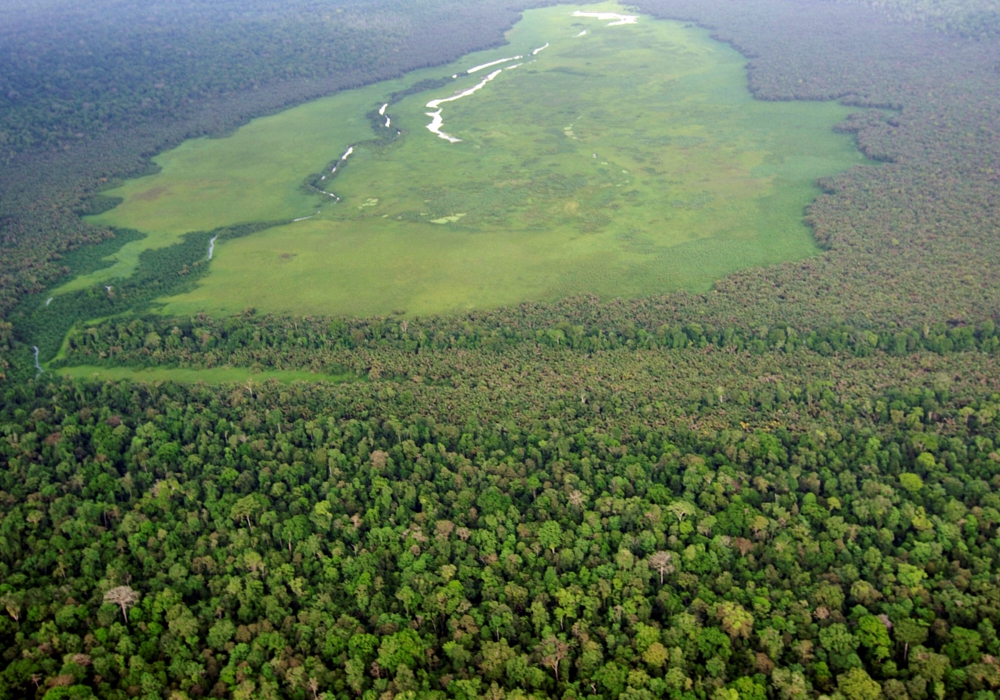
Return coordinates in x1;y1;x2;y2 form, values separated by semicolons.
2;0;1000;699
835;0;1000;38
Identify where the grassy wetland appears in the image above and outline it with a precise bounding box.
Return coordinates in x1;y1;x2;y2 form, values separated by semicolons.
70;2;870;317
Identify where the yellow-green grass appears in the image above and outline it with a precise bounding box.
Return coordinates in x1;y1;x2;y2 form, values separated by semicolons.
57;365;355;384
63;2;872;317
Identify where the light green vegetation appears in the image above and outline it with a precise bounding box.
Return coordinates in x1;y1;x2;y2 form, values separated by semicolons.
57;365;355;384
67;2;871;317
56;92;377;292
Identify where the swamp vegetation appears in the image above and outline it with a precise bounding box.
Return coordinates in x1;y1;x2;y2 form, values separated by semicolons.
77;5;869;318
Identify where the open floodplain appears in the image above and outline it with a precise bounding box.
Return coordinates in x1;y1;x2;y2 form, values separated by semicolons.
69;2;871;318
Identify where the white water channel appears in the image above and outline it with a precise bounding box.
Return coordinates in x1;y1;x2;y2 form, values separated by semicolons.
467;56;521;74
425;110;461;143
207;234;218;260
32;346;42;378
425;68;505;142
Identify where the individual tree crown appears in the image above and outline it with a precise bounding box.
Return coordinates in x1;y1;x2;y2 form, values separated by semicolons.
103;586;140;623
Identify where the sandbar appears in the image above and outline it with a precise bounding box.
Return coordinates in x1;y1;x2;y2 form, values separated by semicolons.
430;213;467;224
571;11;638;25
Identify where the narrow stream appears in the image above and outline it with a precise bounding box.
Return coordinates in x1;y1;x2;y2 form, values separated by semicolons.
466;56;521;74
207;234;218;260
32;346;43;378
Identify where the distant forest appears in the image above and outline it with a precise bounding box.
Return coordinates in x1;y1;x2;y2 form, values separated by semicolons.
0;0;547;155
3;0;1000;699
836;0;1000;38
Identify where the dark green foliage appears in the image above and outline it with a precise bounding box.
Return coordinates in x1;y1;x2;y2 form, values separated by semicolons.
1;364;999;698
387;76;457;104
73;196;124;218
835;0;1000;39
49;308;1000;378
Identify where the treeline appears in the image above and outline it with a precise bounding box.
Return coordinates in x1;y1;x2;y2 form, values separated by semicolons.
51;308;1000;379
0;365;999;698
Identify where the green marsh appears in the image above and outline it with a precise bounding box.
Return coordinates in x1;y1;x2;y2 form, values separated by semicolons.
71;3;871;317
